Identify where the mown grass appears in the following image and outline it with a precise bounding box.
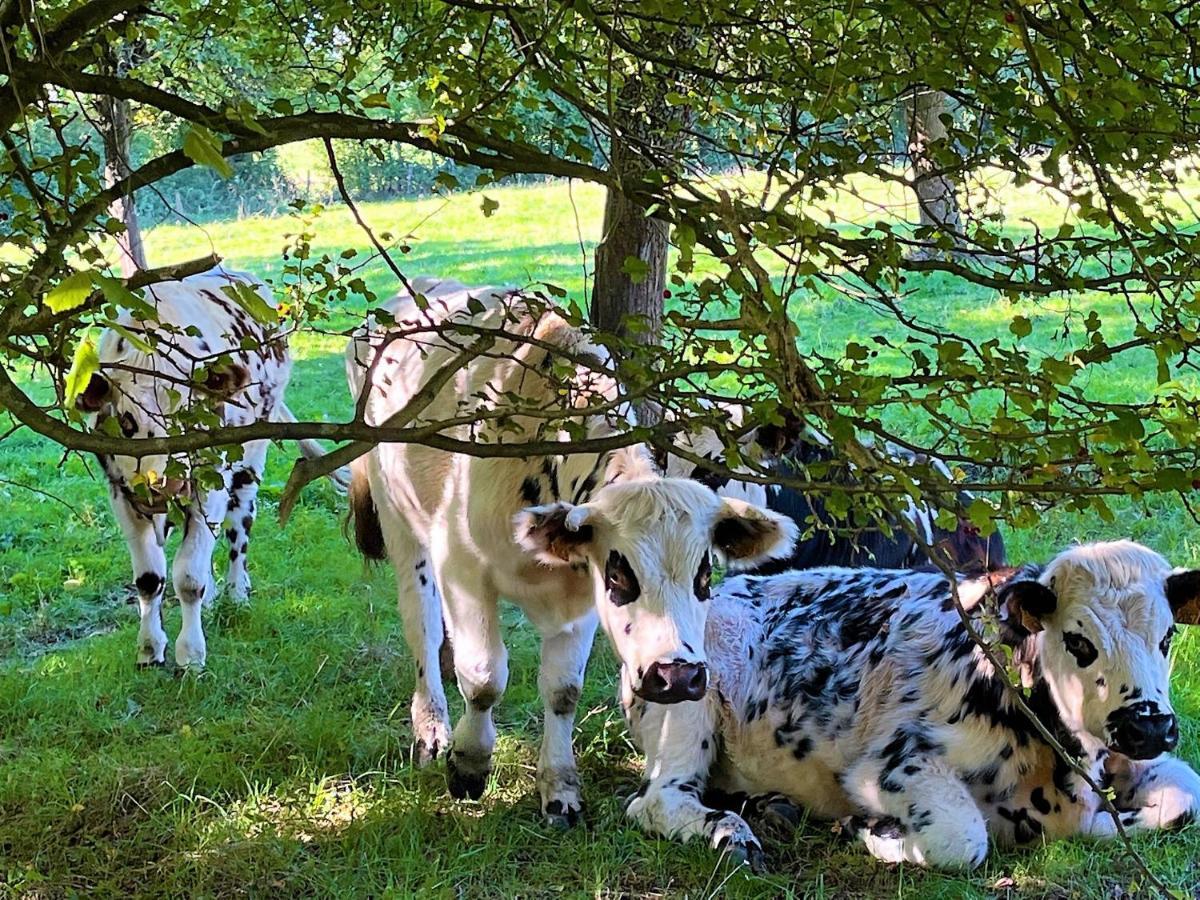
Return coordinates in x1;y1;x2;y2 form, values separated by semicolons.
3;178;1200;897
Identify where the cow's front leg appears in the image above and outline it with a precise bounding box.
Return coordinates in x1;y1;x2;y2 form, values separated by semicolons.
844;745;988;870
111;488;168;667
223;443;267;602
625;696;765;871
1083;755;1200;836
534;611;598;827
172;489;229;670
439;561;506;800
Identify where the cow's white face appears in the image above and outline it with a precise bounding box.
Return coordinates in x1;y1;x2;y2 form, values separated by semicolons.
515;477;797;704
1010;541;1200;759
76;337;249;511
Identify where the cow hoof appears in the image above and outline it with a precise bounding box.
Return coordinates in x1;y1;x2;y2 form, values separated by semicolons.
446;754;489;800
136;658;166;670
544;799;582;830
718;838;767;874
761;798;804;831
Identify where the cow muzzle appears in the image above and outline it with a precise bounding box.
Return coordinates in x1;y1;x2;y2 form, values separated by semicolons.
130;477;191;516
636;660;708;704
1109;708;1179;759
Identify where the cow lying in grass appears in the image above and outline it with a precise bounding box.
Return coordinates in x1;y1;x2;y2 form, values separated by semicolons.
664;419;1006;574
346;281;796;825
621;540;1200;869
77;267;342;670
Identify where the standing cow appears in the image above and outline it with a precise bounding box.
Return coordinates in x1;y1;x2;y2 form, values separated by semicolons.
345;281;796;825
76;267;341;670
619;540;1200;869
664;418;1006;574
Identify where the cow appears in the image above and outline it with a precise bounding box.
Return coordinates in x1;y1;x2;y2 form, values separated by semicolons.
75;266;343;670
663;418;1006;574
619;540;1200;870
345;280;797;825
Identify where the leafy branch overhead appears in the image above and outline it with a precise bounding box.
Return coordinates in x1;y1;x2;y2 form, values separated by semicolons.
1;0;1200;540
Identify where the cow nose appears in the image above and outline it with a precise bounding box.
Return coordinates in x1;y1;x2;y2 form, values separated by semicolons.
1111;711;1179;759
637;661;707;704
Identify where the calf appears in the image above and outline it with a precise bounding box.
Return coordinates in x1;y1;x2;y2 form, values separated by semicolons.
346;281;796;825
77;267;340;670
621;540;1200;869
665;423;1006;574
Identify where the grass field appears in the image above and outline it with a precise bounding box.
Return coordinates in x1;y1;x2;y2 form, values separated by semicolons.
2;179;1200;897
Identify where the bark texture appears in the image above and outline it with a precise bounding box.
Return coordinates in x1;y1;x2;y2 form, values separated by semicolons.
905;88;962;257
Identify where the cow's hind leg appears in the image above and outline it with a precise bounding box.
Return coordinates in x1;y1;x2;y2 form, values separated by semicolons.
383;522;451;767
223;441;268;602
438;560;506;801
173;489;229;670
533;611;598;827
112;489;168;667
844;746;989;869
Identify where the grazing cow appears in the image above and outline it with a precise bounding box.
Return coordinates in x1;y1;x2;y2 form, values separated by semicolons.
621;540;1200;869
345;281;796;825
76;267;341;670
664;422;1006;574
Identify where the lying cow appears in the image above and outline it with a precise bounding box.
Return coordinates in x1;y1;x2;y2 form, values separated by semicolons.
346;281;796;825
76;267;341;670
664;420;1006;574
621;540;1200;869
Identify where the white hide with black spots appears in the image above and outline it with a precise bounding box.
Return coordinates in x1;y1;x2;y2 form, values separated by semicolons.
620;540;1200;870
345;280;796;827
79;267;334;670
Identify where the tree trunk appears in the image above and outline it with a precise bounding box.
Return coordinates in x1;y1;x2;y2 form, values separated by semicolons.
98;74;146;277
905;88;961;257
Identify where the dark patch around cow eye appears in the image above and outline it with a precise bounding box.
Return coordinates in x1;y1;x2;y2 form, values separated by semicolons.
1063;631;1098;668
1160;627;1175;657
605;550;640;606
694;552;712;601
118;411;138;437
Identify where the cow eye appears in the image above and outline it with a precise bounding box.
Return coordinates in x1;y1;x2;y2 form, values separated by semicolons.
605;550;641;607
694;552;712;601
1160;627;1175;657
1063;631;1098;668
118;411;138;437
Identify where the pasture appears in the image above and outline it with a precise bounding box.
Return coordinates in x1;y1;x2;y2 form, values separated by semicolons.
2;179;1199;898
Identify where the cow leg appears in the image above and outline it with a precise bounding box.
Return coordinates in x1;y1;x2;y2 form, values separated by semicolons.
625;697;765;871
534;611;598;827
386;530;451;767
172;489;229;670
1084;756;1200;835
439;561;506;801
112;490;168;667
222;442;268;602
843;751;989;869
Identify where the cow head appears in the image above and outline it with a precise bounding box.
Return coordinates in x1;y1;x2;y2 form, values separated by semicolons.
1005;540;1199;760
515;477;796;704
76;327;250;512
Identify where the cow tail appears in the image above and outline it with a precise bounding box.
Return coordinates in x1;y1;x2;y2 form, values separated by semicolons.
275;401;350;492
348;456;387;561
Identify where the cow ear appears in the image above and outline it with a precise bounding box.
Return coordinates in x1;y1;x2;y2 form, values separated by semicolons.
202;362;250;397
1166;570;1200;625
1002;579;1058;634
713;498;798;570
514;502;604;566
75;372;111;412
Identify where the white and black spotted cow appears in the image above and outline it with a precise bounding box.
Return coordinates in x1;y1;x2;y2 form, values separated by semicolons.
618;540;1200;869
345;280;796;825
663;420;1006;575
76;266;342;670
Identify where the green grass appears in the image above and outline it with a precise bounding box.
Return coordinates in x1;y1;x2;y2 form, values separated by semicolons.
3;179;1200;897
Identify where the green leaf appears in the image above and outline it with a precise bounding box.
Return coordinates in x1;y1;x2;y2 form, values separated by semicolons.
221;282;278;324
182;125;233;178
65;331;100;408
45;271;95;313
100;321;154;354
480;196;499;217
1010;315;1032;338
621;255;650;285
93;274;153;316
361;92;390;108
